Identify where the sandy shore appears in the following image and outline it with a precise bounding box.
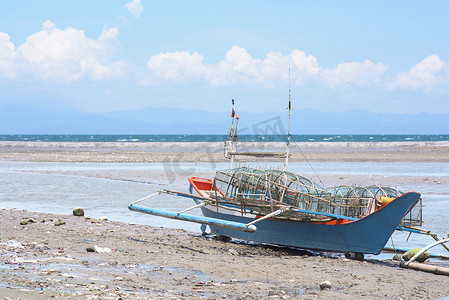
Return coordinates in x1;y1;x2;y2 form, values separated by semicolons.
2;209;449;300
1;141;449;162
1;141;449;299
2;141;449;194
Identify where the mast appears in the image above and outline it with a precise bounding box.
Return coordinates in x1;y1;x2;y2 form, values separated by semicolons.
224;96;290;170
224;99;237;169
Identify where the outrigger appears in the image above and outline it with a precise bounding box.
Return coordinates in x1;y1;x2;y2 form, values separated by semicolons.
129;98;447;258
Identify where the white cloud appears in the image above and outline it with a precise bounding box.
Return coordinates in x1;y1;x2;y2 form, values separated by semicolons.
392;55;449;89
3;21;449;96
145;47;388;89
0;32;17;79
322;60;388;87
146;50;206;84
0;21;126;83
125;0;143;19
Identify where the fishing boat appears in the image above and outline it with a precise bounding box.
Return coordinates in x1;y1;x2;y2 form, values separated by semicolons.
129;99;427;256
187;176;420;255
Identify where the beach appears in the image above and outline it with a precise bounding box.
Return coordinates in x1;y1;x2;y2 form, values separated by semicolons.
1;141;449;299
2;140;449;163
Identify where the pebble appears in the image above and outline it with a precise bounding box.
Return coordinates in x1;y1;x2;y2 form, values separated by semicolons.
73;207;85;216
6;240;23;248
319;280;332;290
54;219;66;226
392;254;402;261
229;248;239;255
94;245;112;253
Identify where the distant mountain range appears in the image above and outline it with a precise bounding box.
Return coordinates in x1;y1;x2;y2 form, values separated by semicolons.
1;105;448;134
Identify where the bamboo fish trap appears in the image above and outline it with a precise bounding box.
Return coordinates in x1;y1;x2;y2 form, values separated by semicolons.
212;167;423;226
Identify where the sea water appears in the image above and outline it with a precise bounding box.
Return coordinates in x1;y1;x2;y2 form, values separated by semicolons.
0;161;448;258
1;134;449;143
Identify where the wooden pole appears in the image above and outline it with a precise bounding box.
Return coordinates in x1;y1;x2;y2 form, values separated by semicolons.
399;261;449;276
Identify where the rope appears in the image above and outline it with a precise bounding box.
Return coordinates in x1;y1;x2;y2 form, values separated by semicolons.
390;236;401;261
291;137;326;188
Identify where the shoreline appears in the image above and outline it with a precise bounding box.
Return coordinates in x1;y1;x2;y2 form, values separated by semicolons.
1;141;449;162
2;208;449;299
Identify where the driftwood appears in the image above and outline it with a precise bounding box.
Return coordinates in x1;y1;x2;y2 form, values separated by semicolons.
399;261;449;276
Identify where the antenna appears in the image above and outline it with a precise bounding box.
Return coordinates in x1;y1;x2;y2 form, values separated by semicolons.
284;68;292;171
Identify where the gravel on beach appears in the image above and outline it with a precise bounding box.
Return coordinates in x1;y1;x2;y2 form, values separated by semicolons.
2;208;449;300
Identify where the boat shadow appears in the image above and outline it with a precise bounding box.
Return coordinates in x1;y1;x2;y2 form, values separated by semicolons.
192;233;343;258
190;232;409;269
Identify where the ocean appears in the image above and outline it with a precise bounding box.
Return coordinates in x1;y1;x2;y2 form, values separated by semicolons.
1;134;449;143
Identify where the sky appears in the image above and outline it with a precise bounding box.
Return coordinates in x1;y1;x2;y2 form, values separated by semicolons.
1;1;449;114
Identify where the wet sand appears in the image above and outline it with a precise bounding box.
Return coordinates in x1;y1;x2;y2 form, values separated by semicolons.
1;141;449;299
2;209;449;300
1;140;449;162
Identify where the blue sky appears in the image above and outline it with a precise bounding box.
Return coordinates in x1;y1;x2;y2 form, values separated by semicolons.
1;1;449;114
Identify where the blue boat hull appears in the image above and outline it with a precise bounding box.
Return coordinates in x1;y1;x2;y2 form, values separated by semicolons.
191;185;420;254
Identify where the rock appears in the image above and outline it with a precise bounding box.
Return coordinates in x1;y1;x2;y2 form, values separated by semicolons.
86;247;95;252
402;248;430;263
54;219;66;226
268;290;278;296
229;248;239;255
73;207;85;216
94;245;112;253
20;220;29;225
6;240;23;248
392;254;402;261
99;216;108;221
319;280;332;290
